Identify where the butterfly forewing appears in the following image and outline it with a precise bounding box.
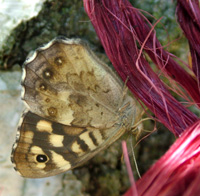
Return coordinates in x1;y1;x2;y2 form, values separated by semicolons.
22;38;123;127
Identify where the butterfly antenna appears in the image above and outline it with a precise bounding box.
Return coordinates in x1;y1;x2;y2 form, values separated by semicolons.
131;136;141;178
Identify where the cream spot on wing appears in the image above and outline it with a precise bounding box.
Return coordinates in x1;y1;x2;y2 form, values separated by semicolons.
31;146;47;169
93;130;104;145
79;131;96;151
51;151;71;170
58;91;75;125
23;131;34;144
36;162;46;169
36;120;53;133
59;107;74;125
71;141;84;155
31;146;45;154
59;91;71;104
49;135;64;147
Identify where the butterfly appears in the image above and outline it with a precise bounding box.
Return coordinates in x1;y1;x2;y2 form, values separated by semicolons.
11;36;138;178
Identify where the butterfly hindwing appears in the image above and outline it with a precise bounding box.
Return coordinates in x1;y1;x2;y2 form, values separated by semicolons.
11;111;132;178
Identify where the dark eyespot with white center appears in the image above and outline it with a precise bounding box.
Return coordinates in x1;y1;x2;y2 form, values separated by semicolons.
43;69;53;79
45;98;50;103
39;83;47;91
48;107;57;117
36;154;48;163
54;56;64;66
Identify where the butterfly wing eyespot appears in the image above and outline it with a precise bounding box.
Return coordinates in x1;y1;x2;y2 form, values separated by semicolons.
43;68;54;79
39;83;47;91
11;37;139;178
36;154;48;163
47;107;57;117
54;56;64;66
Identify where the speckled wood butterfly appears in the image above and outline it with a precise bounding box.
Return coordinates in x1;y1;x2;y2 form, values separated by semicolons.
11;37;138;178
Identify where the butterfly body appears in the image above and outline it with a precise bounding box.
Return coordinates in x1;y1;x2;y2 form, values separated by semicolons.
11;37;137;178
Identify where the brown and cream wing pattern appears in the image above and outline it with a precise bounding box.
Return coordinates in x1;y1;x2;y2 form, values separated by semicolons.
11;37;137;178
